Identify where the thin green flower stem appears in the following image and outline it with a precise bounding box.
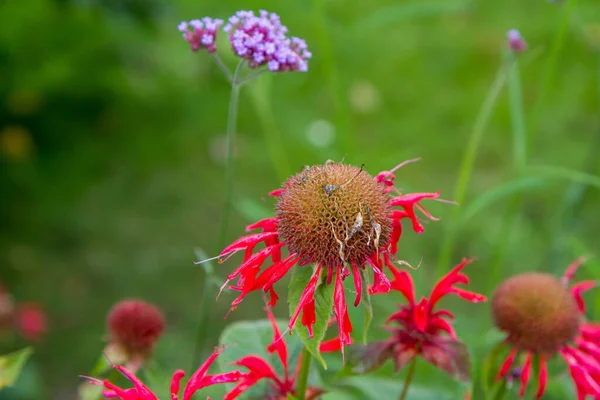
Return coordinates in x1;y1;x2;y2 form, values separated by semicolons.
295;348;312;400
212;54;233;82
436;62;510;274
249;78;292;181
237;68;269;86
489;53;527;284
313;0;354;155
217;61;244;252
398;357;417;400
528;0;576;145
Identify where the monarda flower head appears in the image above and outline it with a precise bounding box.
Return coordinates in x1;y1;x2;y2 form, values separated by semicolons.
208;159;441;355
491;257;599;398
83;346;243;400
226;307;324;399
348;258;485;380
107;299;165;362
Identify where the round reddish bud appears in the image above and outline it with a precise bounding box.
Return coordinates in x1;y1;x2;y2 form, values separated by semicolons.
107;299;165;355
276;162;392;268
491;273;580;353
15;302;46;342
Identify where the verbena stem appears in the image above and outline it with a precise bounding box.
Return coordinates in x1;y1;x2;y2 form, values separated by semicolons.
216;61;244;252
437;62;510;274
295;348;312;400
398;357;417;400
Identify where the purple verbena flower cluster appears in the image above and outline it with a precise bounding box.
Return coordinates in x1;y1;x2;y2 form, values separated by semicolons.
506;29;527;53
177;10;311;73
178;17;224;53
223;10;311;72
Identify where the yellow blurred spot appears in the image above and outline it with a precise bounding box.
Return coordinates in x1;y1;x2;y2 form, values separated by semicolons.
6;90;42;116
0;125;34;161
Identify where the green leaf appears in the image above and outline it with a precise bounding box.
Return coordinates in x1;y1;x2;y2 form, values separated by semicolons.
288;265;334;369
527;165;600;189
218;318;304;398
359;268;373;344
0;347;33;390
479;342;508;399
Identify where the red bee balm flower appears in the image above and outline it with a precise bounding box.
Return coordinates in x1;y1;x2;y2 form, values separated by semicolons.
349;258;486;380
226;307;324;399
107;299;165;357
211;160;441;354
491;257;600;399
83;347;243;400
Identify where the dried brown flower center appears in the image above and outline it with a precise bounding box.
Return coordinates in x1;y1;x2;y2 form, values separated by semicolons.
491;273;580;353
276;163;392;268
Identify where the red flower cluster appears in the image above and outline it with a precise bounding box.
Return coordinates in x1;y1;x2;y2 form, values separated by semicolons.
210;160;441;355
226;307;324;399
84;346;242;400
492;258;600;399
350;258;485;379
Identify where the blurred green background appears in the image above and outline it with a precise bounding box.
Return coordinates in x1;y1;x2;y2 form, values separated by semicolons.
1;0;599;398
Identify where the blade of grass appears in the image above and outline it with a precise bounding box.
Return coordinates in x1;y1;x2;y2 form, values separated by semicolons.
488;51;528;285
436;62;510;274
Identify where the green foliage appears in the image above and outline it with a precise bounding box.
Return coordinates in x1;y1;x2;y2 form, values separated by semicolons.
288;266;335;369
0;348;33;390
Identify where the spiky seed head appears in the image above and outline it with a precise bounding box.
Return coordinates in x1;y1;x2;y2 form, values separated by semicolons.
107;299;165;355
491;273;580;353
276;163;392;268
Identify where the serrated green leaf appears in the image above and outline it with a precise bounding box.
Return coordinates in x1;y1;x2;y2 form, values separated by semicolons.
218;318;304;398
288;265;334;369
0;347;33;390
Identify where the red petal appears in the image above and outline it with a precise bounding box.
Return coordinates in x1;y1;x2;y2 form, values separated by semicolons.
413;298;428;332
182;347;226;400
388;191;440;233
269;188;285;197
496;347;518;380
302;300;316;338
319;338;342;353
170;370;185;400
219;232;279;260
265;307;288;380
232;355;279;383
571;281;597;313
113;365;158;400
535;354;547;399
562;256;588;285
289;265;322;332
386;261;416;306
334;268;353;358
351;261;362;307
519;352;532;397
429;258;485;309
245;217;278;232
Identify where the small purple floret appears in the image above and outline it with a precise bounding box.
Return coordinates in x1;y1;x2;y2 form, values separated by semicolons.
507;29;527;53
179;17;224;53
223;10;311;72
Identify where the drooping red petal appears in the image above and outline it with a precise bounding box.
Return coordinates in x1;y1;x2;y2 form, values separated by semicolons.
535;354;547;399
302;300;316;338
170;370;185;400
114;365;158;400
571;281;597;313
351;261;362;307
319;337;343;353
265;306;288;380
289;265;322;333
519;352;532;397
562;256;588;285
384;261;416;306
334;267;353;358
496;347;518;380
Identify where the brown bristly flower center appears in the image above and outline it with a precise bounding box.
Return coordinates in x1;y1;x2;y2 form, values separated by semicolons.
491;273;580;354
276;162;392;268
